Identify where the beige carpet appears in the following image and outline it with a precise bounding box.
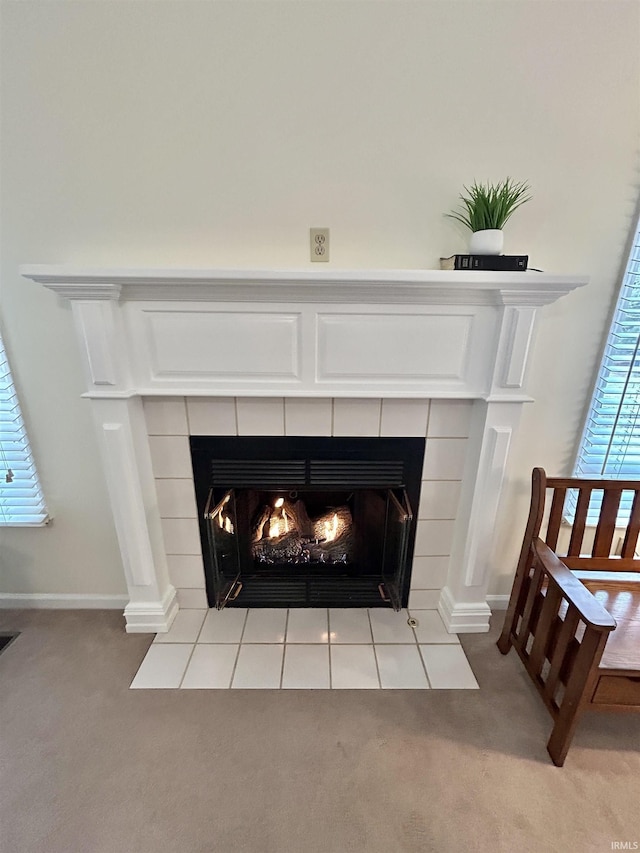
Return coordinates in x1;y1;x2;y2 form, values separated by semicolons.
0;609;638;853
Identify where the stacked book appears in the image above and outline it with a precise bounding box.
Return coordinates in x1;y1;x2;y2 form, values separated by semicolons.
440;254;528;271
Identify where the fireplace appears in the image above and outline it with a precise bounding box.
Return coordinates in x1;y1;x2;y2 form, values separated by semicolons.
22;264;587;633
191;436;423;609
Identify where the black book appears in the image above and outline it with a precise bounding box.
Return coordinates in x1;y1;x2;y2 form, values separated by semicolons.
440;254;528;271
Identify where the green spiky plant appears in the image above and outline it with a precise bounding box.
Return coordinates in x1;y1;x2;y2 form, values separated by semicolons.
447;178;531;232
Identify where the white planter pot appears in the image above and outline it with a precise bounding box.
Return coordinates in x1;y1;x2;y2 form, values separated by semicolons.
469;229;504;255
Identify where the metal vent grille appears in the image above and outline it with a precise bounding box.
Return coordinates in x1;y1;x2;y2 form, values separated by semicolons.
211;459;306;487
309;460;404;487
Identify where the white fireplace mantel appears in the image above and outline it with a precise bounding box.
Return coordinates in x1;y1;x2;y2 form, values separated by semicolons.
23;265;587;633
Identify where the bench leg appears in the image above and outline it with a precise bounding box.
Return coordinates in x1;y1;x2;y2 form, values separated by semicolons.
496;629;512;655
546;708;583;767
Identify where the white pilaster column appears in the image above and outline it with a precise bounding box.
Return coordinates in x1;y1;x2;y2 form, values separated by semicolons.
90;396;177;632
439;399;523;632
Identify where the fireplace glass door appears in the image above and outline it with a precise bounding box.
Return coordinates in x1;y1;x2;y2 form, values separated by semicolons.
192;436;423;610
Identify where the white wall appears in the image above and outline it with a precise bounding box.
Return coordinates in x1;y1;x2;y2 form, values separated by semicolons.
1;1;638;598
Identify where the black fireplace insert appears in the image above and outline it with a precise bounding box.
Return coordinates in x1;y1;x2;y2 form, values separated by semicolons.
190;436;424;609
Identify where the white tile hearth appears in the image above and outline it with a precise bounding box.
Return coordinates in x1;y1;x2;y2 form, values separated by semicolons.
286;608;329;643
153;609;206;644
131;608;479;690
375;644;429;689
232;644;284;688
242;608;288;643
199;608;248;643
130;644;192;689
369;608;416;643
282;645;331;689
328;608;372;644
411;609;460;644
330;644;380;689
181;644;238;689
420;644;479;689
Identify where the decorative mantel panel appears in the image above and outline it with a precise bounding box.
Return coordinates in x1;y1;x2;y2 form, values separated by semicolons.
22;266;587;633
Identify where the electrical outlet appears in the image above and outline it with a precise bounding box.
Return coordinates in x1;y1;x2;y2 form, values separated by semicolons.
310;228;330;262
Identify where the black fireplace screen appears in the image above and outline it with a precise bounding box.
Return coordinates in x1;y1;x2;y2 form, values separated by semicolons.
191;436;424;610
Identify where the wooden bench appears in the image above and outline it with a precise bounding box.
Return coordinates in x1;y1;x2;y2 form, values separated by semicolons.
497;468;640;765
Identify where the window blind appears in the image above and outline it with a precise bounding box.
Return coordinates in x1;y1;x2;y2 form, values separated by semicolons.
0;333;48;525
571;213;640;524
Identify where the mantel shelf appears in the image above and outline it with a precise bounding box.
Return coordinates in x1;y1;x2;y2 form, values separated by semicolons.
21;265;588;307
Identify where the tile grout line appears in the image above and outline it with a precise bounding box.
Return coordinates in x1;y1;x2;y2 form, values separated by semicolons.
177;629;201;690
279;610;290;688
366;609;382;688
327;609;332;689
228;608;250;688
409;607;433;688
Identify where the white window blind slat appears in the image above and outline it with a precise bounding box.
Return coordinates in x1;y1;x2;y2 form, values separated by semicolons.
570;212;640;525
0;332;48;526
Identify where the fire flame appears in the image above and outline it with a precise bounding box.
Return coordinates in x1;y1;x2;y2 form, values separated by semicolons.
324;513;339;542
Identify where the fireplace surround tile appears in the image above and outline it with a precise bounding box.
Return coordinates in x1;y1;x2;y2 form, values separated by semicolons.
408;590;441;609
166;555;205;589
236;397;285;436
422;438;468;480
427;400;474;438
149;435;192;478
187;397;237;436
160;518;202;556
176;588;208;609
332;398;381;436
284;398;332;436
414;520;455;557
410;556;450;589
380;399;430;438
144;395;476;608
155;478;198;519
418;480;462;520
143;397;189;436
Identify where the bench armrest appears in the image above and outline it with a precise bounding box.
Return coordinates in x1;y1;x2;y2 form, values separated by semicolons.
533;539;616;631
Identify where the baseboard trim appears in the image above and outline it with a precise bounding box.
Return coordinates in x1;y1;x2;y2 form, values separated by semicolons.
0;593;129;610
124;585;178;634
438;586;492;633
486;594;510;610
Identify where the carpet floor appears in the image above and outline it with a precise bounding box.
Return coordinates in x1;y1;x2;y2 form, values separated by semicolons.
0;608;638;853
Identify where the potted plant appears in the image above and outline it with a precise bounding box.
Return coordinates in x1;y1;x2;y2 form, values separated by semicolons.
447;178;531;255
